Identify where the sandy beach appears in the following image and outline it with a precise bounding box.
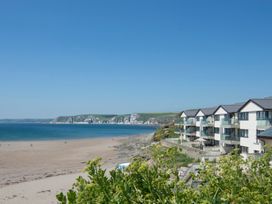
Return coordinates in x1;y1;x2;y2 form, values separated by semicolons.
0;134;152;203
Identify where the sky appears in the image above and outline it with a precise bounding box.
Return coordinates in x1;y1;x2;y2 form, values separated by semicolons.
0;0;271;119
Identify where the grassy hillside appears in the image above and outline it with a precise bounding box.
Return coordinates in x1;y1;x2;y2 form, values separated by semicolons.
52;112;179;125
136;113;178;124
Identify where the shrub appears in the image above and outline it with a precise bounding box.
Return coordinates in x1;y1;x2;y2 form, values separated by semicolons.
57;148;272;204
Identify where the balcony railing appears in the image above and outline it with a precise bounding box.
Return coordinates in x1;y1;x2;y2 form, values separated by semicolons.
257;120;272;129
202;120;214;126
201;131;214;138
186;131;196;136
222;118;239;127
221;134;240;145
184;120;196;126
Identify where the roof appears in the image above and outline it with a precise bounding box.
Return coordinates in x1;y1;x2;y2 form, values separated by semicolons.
182;109;199;117
250;99;272;110
217;102;245;114
258;128;272;138
198;107;218;116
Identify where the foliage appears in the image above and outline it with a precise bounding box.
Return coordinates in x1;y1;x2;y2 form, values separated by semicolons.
149;145;194;168
57;147;272;204
194;149;272;203
152;125;179;141
136;112;178;124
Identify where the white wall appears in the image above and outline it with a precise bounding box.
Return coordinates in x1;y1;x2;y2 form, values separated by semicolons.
214;107;227;115
240;102;263;113
239;101;263;153
196;111;205;117
196;117;202;137
214;133;220;141
214;110;226;141
195;111;204;138
196;119;201;128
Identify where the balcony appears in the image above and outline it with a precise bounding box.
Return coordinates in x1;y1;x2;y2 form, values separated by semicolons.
221;134;240;145
257;120;272;130
202;120;214;127
186;131;196;136
185;127;196;136
221;118;239;128
184;119;196;126
201;131;214;139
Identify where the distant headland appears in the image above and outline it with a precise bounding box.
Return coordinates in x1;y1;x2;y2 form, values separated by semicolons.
0;113;178;125
51;113;178;125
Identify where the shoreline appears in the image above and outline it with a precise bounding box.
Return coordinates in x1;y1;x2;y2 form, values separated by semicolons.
0;132;154;142
49;122;160;126
0;133;153;203
0;122;160;126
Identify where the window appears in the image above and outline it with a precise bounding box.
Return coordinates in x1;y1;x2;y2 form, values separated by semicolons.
224;128;233;135
214;115;220;121
256;111;270;120
238;112;249;121
196;127;200;131
225;114;230;120
239;129;248;138
196;117;200;121
214;127;220;134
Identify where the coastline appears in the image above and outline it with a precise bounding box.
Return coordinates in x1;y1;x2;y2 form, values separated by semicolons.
0;133;153;203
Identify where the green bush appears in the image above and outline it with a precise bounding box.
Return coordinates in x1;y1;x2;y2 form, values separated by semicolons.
57;148;272;204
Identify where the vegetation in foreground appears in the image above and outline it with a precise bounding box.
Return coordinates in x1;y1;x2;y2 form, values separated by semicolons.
57;146;272;204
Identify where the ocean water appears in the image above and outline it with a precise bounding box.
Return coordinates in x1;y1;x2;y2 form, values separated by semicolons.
0;123;157;141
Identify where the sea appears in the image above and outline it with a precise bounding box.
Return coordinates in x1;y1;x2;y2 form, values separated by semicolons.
0;123;158;141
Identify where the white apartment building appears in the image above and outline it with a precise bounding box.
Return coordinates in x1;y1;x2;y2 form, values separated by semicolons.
195;107;217;145
213;103;244;154
177;97;272;156
239;99;272;156
180;109;199;141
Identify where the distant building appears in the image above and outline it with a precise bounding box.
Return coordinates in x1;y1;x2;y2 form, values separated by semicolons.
180;109;199;141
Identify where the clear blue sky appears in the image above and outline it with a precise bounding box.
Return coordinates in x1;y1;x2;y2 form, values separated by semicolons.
0;0;271;118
